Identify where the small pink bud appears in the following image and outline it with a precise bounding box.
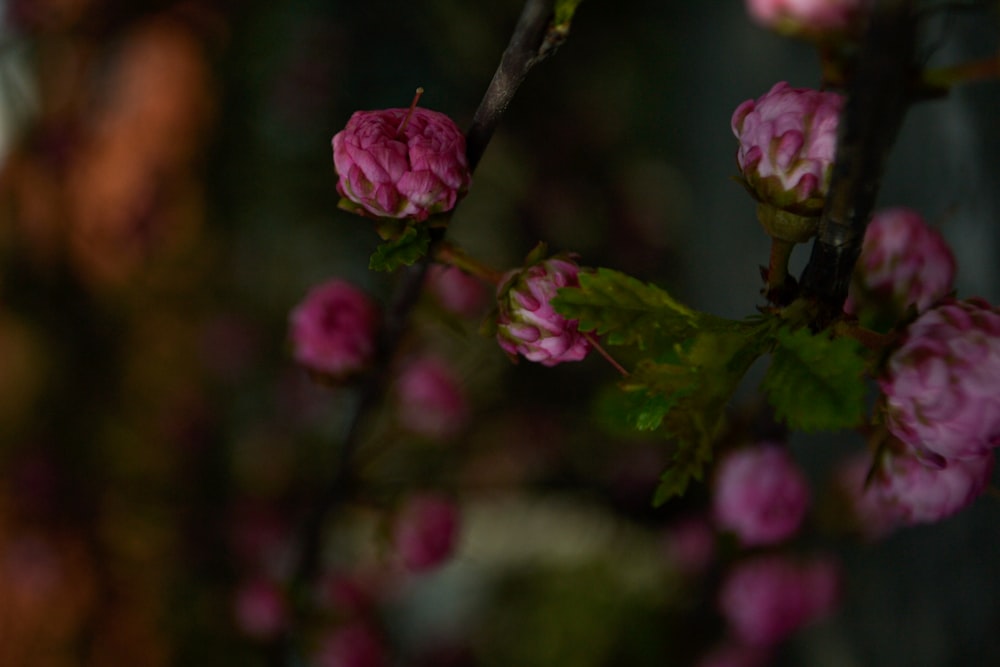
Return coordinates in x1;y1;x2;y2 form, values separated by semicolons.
332;105;471;221
746;0;870;37
394;356;469;441
846;207;956;317
880;298;1000;462
661;514;716;575
393;493;460;573
712;444;811;547
719;554;842;647
495;254;591;366
426;264;488;317
695;642;772;667
233;578;288;640
289;279;380;379
876;450;994;525
832;452;903;540
732;82;843;217
315;622;387;667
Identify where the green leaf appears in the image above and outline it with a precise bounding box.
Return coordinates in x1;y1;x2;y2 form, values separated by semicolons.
761;326;868;432
552;268;701;350
624;324;776;506
369;226;431;272
652;435;714;506
554;0;584;25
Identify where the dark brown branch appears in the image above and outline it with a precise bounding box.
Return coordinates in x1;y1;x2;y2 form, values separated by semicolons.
798;0;918;321
270;1;571;664
465;0;559;171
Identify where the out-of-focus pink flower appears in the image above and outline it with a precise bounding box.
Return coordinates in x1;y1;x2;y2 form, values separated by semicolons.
315;622;387;667
289;279;380;379
393;493;460;573
233;578;288;640
846;208;956;317
695;642;772;667
712;444;810;547
394;356;469;441
876;450;994;525
426;265;488;317
833;452;902;540
662;514;716;575
732;82;843;218
718;554;841;647
496;254;591;366
746;0;870;37
880;298;1000;462
332;107;470;221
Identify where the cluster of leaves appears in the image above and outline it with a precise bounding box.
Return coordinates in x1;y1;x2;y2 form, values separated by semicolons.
552;269;869;504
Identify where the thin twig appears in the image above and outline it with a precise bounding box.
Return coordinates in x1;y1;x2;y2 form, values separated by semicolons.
465;0;559;171
271;1;568;664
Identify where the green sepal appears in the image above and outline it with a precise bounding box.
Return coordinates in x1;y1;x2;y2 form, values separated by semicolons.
337;196;373;219
369;226;431;272
372;216;409;242
761;326;868;432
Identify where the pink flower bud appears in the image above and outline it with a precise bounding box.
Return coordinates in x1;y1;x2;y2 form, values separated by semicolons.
732;82;843;216
712;444;811;547
426;264;488;317
719;554;842;647
289;279;380;379
495;255;591;366
233;578;288;640
880;298;1000;462
394;356;469;441
695;642;772;667
846;207;956;317
832;452;903;540
393;493;460;573
746;0;870;37
876;450;994;525
661;514;716;575
315;622;387;667
332;107;471;221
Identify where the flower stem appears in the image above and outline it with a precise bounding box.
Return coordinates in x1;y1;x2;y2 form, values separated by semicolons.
766;237;795;297
583;332;628;377
832;320;898;351
435;241;505;286
924;56;1000;89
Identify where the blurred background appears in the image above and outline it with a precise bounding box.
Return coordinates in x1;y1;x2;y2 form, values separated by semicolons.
0;0;999;665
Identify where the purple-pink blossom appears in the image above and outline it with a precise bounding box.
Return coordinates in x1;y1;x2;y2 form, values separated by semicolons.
695;642;772;667
393;493;460;573
746;0;870;36
662;514;716;575
332;107;470;221
881;298;1000;462
876;449;994;525
718;554;841;647
496;255;591;366
712;444;811;547
846;207;956;317
315;622;387;667
833;452;903;540
289;279;380;379
394;356;469;441
233;577;288;640
732;82;843;216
